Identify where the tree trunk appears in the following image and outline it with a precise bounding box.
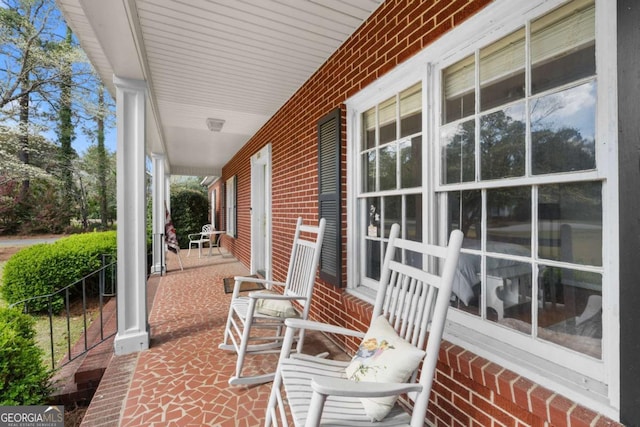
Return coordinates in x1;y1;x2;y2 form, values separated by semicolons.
97;85;108;228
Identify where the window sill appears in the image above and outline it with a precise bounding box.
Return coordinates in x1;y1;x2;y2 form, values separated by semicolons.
443;320;615;419
345;285;377;306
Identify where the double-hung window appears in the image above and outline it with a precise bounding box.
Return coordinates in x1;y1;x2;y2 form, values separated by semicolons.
226;175;236;237
347;0;616;412
357;83;423;290
441;0;602;358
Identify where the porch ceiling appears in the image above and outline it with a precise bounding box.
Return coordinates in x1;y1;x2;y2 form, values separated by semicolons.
56;0;383;177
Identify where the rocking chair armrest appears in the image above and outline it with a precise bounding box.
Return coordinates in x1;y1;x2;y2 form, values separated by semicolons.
247;291;307;302
233;276;286;287
284;318;366;339
233;276;286;291
310;377;423;398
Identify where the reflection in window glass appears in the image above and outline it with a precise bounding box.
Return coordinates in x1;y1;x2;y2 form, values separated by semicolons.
480;103;526;180
538;182;602;266
379;97;397;144
404;248;423;270
532;82;596;174
448;190;482;245
400;136;422;188
362;151;376;193
384;196;401;238
363;107;376;150
480;29;525;111
531;2;595;94
486;186;531;256
443;55;475;124
451;253;480;316
538;266;601;358
365;239;381;281
441;120;475;184
486;258;532;324
405;194;422;242
379;145;397;191
400;83;422;137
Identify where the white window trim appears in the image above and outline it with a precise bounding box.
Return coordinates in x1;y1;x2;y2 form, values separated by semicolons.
345;0;619;418
226;175;236;237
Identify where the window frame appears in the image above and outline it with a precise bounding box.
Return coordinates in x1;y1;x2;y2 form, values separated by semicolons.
345;0;619;416
226;175;236;238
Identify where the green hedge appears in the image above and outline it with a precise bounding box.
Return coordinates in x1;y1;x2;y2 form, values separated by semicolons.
0;307;52;405
169;188;209;248
1;231;117;312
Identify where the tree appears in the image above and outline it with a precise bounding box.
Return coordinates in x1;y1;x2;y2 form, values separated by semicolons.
78;142;115;226
0;0;84;218
0;0;116;234
55;25;74;226
96;84;108;227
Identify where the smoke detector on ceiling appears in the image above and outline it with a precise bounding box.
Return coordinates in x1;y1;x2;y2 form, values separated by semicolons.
206;118;225;132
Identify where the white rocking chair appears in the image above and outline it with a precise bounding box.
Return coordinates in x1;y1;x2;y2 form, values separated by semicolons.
219;217;326;386
264;224;463;427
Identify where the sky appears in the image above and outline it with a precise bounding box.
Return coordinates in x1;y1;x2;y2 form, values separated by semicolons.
73;127;117;155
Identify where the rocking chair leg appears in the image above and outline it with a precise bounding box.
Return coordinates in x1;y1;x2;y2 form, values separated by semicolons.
229;309;255;384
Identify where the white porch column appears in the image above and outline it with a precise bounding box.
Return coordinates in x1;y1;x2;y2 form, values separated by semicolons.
165;174;171;213
150;153;166;275
113;76;149;355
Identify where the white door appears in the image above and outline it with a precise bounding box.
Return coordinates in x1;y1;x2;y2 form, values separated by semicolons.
251;144;271;278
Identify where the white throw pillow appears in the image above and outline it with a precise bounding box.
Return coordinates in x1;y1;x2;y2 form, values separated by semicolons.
345;315;426;421
254;291;299;318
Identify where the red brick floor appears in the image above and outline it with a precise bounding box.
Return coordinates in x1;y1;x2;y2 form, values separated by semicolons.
80;250;346;427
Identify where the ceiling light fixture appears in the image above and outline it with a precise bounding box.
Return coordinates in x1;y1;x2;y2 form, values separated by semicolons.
206;118;225;132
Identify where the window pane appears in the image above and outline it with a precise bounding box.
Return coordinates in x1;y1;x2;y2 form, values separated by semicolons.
363;107;376;149
539;266;601;358
443;55;475;124
400;83;422;137
365;239;381;281
379;97;397;144
531;82;596;174
538;182;602;266
486;186;531;256
452;253;480;316
486;258;532;324
367;197;380;238
480;29;525;111
441;120;475;184
384;196;401;238
448;190;482;246
362;151;376;192
405;193;422;242
480;103;526;180
531;2;595;94
400;136;422;188
379;144;397;191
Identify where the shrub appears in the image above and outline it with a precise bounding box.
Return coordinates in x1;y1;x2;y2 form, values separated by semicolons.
169;188;209;248
0;307;52;405
1;231;117;312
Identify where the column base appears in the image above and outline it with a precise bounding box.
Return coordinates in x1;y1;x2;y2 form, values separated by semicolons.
114;330;149;355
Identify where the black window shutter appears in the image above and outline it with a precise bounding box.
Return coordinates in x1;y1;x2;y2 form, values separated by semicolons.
318;108;342;287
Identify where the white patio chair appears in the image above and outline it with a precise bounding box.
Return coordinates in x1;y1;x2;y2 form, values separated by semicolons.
264;224;463;427
187;224;213;258
219;217;326;386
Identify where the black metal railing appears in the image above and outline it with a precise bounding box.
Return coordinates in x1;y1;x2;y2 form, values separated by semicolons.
10;255;117;370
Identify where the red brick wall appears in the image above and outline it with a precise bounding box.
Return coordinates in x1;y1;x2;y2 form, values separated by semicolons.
219;0;621;425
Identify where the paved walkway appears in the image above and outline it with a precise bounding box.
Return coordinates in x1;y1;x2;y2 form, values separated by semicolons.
80;250;346;426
